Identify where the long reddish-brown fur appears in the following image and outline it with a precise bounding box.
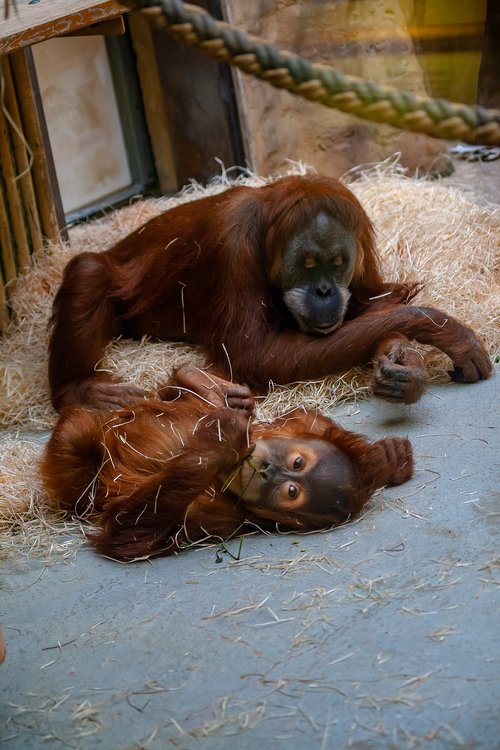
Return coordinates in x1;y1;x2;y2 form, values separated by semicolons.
48;174;491;410
41;369;413;561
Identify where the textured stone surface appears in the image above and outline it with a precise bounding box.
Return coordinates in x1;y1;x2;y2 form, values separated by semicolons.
222;0;485;177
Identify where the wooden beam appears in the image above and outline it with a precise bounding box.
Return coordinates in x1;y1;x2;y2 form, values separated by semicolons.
128;10;177;193
0;0;127;56
66;16;126;38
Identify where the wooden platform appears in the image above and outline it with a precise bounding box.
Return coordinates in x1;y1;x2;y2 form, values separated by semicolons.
0;0;126;56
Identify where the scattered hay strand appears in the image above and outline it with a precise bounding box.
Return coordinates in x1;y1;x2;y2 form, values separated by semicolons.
0;432;86;560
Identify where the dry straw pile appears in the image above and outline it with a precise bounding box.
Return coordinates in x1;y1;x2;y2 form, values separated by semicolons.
0;162;498;557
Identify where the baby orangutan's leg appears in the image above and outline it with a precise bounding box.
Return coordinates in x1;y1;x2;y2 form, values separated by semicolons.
371;334;428;404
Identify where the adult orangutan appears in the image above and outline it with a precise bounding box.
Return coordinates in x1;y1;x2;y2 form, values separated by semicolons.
48;174;492;411
41;367;413;561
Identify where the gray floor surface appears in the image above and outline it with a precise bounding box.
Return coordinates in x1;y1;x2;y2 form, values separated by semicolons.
1;371;499;750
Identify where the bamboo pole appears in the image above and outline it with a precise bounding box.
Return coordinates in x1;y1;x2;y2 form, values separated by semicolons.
9;49;61;244
0;174;16;330
0;262;9;332
0;150;18;287
1;55;43;260
0;65;31;272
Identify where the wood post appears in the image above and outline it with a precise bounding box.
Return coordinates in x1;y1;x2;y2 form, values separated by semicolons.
0;48;64;331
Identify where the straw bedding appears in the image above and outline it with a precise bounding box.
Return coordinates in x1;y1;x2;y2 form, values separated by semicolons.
1;162;498;557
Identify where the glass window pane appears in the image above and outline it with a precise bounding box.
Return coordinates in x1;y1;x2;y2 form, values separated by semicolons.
32;35;132;214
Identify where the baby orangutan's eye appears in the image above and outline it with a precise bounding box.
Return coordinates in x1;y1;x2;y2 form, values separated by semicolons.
288;483;299;498
293;456;303;470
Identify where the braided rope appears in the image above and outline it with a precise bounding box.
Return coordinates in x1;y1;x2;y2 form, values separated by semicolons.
128;0;500;147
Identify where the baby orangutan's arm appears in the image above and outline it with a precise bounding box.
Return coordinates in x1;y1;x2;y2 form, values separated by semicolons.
158;365;254;415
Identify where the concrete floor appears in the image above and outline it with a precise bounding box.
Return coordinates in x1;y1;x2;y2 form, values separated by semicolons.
1;370;498;749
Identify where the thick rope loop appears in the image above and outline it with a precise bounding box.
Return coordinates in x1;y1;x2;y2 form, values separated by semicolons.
130;0;500;146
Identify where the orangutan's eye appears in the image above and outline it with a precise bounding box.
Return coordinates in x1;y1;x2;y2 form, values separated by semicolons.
293;456;303;470
288;483;299;498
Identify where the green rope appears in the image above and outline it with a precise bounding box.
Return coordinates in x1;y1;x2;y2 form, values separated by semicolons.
129;0;500;147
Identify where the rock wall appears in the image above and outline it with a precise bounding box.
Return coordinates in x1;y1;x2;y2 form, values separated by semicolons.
221;0;485;177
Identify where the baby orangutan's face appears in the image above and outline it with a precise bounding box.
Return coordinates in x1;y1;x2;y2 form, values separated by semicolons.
231;437;357;516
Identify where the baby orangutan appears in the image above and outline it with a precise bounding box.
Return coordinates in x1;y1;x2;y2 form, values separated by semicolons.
41;366;414;561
